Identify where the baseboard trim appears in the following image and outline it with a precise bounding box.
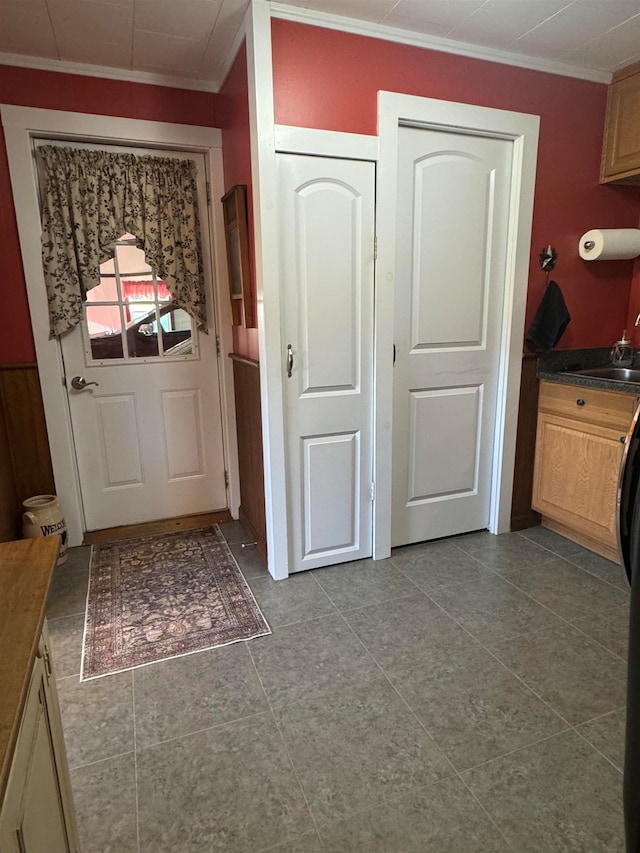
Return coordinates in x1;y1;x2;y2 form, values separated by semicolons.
541;517;621;565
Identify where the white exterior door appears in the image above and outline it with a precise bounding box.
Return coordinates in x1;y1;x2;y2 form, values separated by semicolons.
391;125;513;547
277;153;375;572
59;150;227;531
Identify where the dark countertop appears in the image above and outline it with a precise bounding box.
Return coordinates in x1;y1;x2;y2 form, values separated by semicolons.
537;369;640;395
536;346;640;396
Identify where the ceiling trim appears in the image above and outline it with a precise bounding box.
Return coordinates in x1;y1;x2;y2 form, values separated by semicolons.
270;3;613;85
0;51;221;93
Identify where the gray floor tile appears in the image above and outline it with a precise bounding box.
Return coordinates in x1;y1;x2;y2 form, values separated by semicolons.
391;644;566;770
566;550;630;592
453;531;557;574
517;526;587;558
133;642;269;748
274;677;451;824
258;833;325;853
463;730;625;852
389;539;492;591
57;671;134;768
219;520;252;544
230;541;270;579
504;557;629;621
48;613;84;678
491;624;627;725
318;777;510;852
312;558;417;611
428;574;563;645
137;713;313;853
46;546;90;619
568;603;629;660
577;708;626;771
343;593;483;675
248;614;379;709
249;572;336;627
70;752;138;853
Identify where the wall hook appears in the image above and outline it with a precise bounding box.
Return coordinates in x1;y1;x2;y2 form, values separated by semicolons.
539;245;557;283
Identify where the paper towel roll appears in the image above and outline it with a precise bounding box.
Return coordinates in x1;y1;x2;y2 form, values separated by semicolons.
579;228;640;261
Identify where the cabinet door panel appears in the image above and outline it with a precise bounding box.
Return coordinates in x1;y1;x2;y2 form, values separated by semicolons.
532;412;624;549
602;70;640;183
0;637;78;853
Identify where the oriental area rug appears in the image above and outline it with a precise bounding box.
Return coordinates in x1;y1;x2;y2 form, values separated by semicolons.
80;525;270;680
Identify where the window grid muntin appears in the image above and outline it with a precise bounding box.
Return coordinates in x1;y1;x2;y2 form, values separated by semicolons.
82;237;197;366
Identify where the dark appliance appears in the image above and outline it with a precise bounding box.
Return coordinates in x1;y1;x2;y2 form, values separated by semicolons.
617;402;640;852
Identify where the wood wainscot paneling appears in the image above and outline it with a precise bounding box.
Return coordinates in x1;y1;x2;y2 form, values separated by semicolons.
229;354;267;563
510;353;542;531
0;365;55;542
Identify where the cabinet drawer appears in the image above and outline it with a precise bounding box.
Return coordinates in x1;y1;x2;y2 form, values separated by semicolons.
538;380;638;431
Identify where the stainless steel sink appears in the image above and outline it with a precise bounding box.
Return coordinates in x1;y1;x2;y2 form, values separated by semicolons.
565;367;640;383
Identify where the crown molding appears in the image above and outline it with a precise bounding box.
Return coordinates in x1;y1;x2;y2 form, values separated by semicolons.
0;51;221;93
269;3;612;85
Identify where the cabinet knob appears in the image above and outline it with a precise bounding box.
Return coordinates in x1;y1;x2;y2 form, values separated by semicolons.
621;436;627;444
576;399;585;406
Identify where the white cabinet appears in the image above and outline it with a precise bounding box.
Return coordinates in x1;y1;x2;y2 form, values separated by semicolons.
0;626;78;853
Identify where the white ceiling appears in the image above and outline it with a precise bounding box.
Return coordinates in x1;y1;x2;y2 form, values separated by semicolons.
1;0;639;91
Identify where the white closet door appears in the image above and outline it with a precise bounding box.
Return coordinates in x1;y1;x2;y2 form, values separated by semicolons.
278;154;375;572
392;125;514;546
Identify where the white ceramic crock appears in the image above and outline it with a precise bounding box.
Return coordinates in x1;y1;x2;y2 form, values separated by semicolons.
22;495;68;565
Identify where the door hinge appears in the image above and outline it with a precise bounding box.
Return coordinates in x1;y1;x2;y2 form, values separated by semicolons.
224;470;229;488
370;481;376;502
206;181;212;206
215;335;221;357
42;644;53;682
374;236;377;261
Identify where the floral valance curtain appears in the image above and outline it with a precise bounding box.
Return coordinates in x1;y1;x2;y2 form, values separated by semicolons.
36;145;207;338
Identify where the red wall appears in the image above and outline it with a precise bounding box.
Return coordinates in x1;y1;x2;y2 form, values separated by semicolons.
272;19;640;350
219;44;259;361
0;65;220;365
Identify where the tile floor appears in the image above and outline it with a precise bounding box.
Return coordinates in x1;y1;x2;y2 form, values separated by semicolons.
46;523;630;852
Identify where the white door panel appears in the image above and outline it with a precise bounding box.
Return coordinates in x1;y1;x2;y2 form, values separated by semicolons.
60;148;227;531
392;126;513;546
278;154;375;572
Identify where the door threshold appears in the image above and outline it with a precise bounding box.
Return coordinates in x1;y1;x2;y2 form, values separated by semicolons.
83;509;232;545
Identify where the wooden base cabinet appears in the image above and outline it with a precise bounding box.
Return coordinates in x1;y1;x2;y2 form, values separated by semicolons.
532;381;638;563
0;626;78;853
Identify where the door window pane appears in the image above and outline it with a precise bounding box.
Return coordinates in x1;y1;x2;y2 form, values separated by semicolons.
86;306;123;359
85;237;196;364
161;307;193;356
127;303;159;358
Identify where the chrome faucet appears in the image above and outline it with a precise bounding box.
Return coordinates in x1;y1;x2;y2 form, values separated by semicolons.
612;330;633;367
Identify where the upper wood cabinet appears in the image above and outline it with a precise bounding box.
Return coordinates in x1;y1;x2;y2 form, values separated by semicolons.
601;60;640;184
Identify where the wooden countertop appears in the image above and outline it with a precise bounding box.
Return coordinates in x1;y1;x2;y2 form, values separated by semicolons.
0;536;60;804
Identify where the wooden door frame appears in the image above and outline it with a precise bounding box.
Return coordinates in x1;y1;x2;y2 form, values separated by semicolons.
374;92;540;558
1;105;240;546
